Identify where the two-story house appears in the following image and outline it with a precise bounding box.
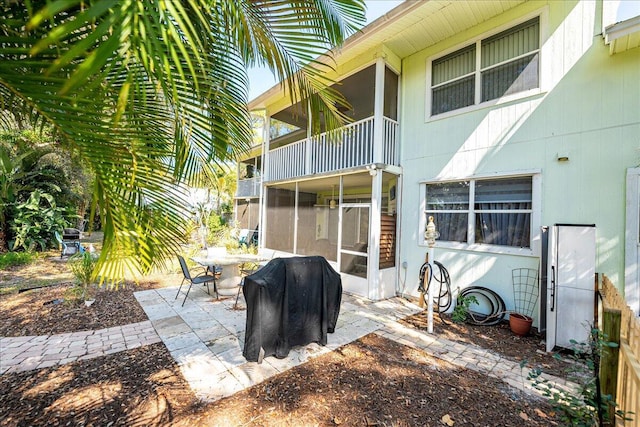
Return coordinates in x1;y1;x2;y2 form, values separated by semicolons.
234;0;640;328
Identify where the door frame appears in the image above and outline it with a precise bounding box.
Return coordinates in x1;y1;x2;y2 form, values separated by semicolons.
625;168;640;315
545;226;558;352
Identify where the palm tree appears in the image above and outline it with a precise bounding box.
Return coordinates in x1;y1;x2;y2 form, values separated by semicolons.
0;1;365;283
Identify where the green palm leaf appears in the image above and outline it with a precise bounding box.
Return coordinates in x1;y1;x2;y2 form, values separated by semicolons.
0;0;365;284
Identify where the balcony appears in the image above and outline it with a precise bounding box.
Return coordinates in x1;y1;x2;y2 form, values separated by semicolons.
236;177;261;199
266;116;399;182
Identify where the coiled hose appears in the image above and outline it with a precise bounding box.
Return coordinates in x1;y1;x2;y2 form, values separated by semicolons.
458;286;507;326
418;260;453;323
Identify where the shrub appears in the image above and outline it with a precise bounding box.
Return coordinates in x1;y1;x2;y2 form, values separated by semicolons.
452;294;479;323
0;251;35;269
528;327;633;426
66;251;98;302
10;190;71;251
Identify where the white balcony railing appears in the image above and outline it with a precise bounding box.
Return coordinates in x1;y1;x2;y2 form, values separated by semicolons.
266;116;398;182
382;117;399;165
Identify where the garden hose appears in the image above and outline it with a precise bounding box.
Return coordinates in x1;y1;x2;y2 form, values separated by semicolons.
418;260;453;323
458;286;507;326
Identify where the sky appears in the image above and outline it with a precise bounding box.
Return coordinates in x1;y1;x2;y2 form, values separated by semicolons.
246;0;404;101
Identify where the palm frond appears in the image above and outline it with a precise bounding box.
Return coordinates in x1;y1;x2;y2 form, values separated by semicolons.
0;0;366;283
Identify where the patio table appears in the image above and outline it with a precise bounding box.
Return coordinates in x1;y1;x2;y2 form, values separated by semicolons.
191;254;269;295
191;253;268;268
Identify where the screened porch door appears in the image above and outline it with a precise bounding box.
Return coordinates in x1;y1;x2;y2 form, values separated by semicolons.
339;203;370;296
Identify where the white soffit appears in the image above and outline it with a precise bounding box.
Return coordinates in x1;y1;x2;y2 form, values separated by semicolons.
604;14;640;54
249;0;526;109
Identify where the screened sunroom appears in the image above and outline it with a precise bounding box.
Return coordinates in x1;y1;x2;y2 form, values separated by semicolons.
262;170;398;299
238;57;402;300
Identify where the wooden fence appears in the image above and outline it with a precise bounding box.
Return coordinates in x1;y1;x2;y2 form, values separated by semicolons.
600;275;640;426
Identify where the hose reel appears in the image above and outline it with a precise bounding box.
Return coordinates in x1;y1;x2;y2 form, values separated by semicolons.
417;260;506;326
418;259;453;322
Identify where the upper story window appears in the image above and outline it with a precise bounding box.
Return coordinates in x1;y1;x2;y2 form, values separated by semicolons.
424;176;534;249
430;17;540;116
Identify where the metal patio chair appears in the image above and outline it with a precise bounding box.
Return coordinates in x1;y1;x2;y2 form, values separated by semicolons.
54;231;82;258
175;255;218;307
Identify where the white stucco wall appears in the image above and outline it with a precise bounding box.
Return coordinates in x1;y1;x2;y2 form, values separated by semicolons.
397;0;640;323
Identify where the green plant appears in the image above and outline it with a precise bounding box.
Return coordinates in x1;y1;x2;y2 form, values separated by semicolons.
0;1;365;284
67;251;98;302
452;294;479;323
0;131;93;251
206;212;226;237
528;327;633;426
10;190;72;251
0;251;35;269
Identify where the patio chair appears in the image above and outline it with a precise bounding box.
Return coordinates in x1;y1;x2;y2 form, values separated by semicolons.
54;231;82;258
62;227;83;240
175;255;218;307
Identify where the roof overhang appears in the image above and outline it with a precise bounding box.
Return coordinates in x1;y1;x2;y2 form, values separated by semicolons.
604;14;640;54
248;0;526;112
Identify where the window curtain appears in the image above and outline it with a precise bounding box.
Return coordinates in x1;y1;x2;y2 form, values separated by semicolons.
475;202;531;247
426;181;470;243
432;212;468;243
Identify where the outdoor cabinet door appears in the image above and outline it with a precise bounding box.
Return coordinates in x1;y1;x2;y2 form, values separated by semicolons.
545;225;558;352
554;225;596;349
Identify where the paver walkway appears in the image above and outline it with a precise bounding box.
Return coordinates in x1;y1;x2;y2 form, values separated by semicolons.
0;321;160;374
0;285;577;402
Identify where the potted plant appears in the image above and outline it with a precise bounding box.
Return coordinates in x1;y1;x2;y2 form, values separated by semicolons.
509;312;533;336
509;268;539;336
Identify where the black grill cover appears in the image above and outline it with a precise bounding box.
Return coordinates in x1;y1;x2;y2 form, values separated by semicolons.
242;256;342;362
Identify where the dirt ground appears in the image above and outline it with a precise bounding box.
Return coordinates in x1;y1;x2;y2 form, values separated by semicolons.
0;257;570;426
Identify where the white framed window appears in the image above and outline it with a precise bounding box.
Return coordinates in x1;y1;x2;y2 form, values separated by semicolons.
429;16;540;117
422;174;539;252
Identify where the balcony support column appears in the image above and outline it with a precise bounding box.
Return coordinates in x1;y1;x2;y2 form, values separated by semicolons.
259;115;271;248
372;57;385;165
306;102;313;176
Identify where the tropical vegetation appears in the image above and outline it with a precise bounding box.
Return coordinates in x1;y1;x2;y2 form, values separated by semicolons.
0;130;92;252
0;1;366;284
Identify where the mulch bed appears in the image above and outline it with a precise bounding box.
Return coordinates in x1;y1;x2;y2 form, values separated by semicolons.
401;311;572;378
0;343;195;427
0;282;157;337
0;280;570;426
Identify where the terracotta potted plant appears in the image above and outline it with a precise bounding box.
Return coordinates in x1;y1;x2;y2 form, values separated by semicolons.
509;312;533;336
510;268;539;337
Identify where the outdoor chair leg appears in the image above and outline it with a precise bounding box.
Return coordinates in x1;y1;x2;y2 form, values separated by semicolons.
175;277;193;306
213;278;219;299
234;279;243;308
181;282;193;307
175;277;185;301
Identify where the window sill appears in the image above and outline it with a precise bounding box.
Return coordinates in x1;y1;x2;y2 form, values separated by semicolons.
426;89;545;123
419;241;535;257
